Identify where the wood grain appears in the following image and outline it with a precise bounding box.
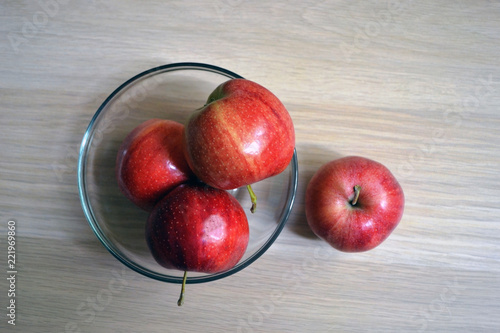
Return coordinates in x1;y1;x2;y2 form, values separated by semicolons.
1;1;499;332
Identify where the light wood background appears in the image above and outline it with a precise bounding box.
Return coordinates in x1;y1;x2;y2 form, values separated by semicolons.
1;1;499;332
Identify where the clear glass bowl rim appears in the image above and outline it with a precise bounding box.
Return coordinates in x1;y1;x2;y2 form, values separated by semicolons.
77;62;298;284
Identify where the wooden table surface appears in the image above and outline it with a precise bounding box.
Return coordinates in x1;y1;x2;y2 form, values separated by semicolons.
1;1;499;332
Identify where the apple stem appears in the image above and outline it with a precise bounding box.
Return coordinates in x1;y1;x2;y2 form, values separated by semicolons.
351;185;361;206
246;185;257;214
177;271;187;306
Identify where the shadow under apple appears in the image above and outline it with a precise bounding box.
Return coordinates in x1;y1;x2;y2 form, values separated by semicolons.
286;143;343;239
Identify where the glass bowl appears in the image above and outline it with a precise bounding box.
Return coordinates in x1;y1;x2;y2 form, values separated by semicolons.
77;62;298;284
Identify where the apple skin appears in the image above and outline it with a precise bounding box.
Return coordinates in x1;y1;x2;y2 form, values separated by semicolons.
305;156;404;252
116;119;194;211
183;79;295;190
146;182;250;273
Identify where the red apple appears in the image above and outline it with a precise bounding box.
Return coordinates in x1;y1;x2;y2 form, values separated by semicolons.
305;156;404;252
146;182;250;305
116;119;194;211
183;79;295;192
146;182;249;273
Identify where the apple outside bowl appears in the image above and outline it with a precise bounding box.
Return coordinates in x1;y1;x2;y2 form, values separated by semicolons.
77;62;298;284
